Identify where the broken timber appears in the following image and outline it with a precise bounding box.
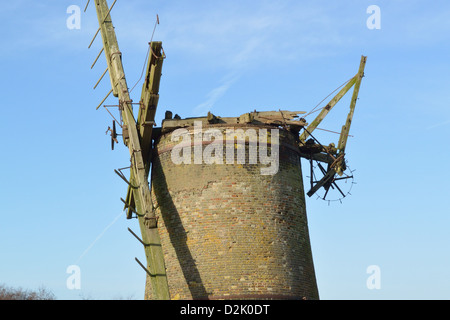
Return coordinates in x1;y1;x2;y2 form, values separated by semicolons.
93;0;169;299
159;110;308;133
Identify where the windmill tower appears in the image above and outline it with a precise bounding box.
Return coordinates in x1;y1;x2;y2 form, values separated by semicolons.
85;0;366;300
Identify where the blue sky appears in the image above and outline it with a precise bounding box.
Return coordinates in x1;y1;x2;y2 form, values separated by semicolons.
1;0;450;300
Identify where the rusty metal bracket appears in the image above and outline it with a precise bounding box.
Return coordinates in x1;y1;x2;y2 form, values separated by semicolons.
110;51;122;64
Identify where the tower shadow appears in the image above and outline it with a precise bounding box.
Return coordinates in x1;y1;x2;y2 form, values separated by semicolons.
151;159;208;300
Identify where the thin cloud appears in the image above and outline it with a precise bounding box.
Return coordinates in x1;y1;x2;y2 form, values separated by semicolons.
76;211;123;264
193;73;240;116
426;120;450;130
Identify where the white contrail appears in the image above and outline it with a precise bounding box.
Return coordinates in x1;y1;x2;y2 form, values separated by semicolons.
193;78;236;116
193;71;242;116
426;119;450;130
76;211;123;264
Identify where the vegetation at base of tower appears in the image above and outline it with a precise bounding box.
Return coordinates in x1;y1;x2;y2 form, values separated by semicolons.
0;283;56;300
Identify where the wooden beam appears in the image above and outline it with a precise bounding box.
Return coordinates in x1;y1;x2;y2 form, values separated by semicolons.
254;110;306;119
159;110;307;133
138;41;164;163
125;42;164;221
94;0;119;96
298;152;334;164
94;0;170;300
337;55;367;154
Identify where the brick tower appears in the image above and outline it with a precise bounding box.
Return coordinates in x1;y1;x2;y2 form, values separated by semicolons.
146;118;319;300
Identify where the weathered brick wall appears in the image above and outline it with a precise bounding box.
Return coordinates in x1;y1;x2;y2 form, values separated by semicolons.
146;124;319;300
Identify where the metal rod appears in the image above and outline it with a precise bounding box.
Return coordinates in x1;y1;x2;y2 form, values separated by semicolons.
96;89;113;110
332;180;346;198
114;169;132;186
103;106;122;128
128;228;149;247
84;0;90;12
91;47;104;69
316;127;353;137
120;198;135;212
334;176;353;181
94;67;109;89
323;186;330;200
135;258;154;277
88;28;101;49
317;162;327;175
101;0;117;24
